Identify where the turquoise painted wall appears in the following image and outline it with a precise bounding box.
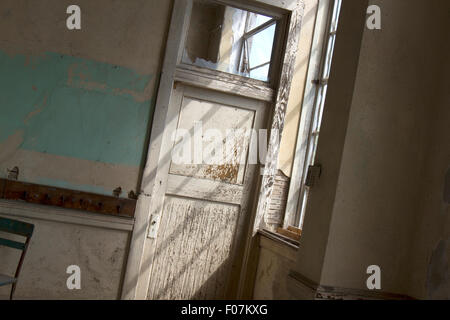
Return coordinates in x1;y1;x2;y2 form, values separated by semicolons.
0;50;154;167
0;50;155;193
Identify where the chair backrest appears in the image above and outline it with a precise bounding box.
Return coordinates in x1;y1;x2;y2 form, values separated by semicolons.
0;217;34;300
0;217;34;250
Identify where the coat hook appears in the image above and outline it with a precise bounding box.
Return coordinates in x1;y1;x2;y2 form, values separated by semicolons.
7;166;19;180
113;187;122;198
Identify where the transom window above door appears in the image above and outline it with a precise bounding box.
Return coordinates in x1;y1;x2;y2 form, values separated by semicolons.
182;0;279;82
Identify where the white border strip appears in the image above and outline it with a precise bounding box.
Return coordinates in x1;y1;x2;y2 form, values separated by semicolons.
0;200;134;232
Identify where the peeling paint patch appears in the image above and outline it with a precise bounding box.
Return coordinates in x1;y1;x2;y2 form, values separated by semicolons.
427;239;450;299
24;94;47;124
24;107;43;124
205;164;239;184
0;50;155;167
0;130;24;164
66;59;154;103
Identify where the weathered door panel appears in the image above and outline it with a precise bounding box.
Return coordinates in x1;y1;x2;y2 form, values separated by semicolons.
148;196;240;299
147;84;267;299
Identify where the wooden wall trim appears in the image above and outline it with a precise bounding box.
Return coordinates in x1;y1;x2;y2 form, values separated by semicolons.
258;230;298;259
0;200;134;232
288;270;415;300
258;229;299;249
0;179;136;218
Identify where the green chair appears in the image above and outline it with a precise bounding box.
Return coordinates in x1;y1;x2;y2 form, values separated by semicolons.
0;217;34;300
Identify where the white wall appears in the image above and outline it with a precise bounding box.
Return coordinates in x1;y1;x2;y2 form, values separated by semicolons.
290;0;449;298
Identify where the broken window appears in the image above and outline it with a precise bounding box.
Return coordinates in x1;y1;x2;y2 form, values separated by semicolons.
182;0;278;82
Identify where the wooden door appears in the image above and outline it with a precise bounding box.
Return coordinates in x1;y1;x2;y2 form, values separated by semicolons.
120;0;303;301
147;84;267;299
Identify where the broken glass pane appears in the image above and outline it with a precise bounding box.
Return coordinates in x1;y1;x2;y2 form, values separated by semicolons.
182;0;277;82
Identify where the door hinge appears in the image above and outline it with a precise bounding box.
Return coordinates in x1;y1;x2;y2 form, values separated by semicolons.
312;78;329;85
305;164;322;188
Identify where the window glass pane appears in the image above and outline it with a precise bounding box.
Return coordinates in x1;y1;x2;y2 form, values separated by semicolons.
182;0;277;82
322;35;336;79
250;64;270;81
247;23;276;79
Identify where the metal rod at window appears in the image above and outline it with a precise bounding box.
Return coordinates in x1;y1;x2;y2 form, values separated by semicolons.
243;18;277;39
249;61;270;72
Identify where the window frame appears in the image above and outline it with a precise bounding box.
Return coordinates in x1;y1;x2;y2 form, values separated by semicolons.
181;0;288;86
284;0;343;230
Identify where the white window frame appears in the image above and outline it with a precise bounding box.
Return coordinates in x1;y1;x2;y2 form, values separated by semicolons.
284;0;342;229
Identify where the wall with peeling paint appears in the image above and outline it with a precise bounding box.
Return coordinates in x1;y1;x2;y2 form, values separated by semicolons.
0;0;172;196
0;51;154;195
0;0;172;299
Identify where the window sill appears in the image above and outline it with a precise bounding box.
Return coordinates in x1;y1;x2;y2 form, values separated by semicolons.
258;229;300;250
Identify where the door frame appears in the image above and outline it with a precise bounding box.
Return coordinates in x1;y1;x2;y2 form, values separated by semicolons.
121;0;305;300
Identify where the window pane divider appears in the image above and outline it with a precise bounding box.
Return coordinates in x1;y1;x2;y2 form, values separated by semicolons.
249;61;271;71
243;18;277;39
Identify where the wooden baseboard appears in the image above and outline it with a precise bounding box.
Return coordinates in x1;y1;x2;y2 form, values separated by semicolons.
288;270;414;300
